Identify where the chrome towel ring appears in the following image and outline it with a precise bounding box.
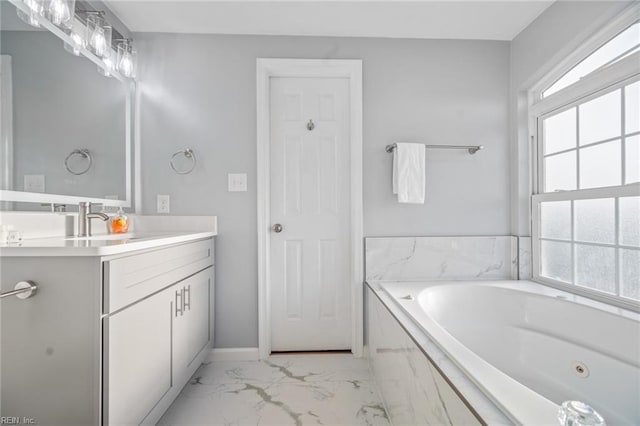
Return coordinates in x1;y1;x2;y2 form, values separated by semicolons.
170;149;197;174
64;149;92;175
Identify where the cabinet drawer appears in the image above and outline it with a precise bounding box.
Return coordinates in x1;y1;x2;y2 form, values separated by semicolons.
103;239;213;313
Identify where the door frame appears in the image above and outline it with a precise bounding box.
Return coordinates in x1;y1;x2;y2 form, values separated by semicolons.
256;58;363;359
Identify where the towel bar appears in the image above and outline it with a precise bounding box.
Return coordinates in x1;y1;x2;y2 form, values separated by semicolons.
385;143;483;155
0;281;38;300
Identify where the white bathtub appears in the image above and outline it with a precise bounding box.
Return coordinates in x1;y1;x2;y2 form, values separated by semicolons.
375;280;640;425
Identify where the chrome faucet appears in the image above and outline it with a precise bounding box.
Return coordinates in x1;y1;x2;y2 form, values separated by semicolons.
78;202;109;237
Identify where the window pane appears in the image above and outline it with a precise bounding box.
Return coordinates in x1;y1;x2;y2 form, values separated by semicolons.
541;201;571;240
575;244;615;294
543;108;576;154
626;135;639;184
579;140;621;189
620;248;640;300
575;198;615;244
579;90;621;145
541;240;572;283
626;81;640;134
544;23;640;97
620;196;640;247
545;152;576;192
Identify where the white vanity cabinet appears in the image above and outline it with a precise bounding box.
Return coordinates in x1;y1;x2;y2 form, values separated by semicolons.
0;235;215;426
104;268;214;425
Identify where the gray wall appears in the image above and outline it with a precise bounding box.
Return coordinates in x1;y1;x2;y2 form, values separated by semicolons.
0;29;128;203
509;0;634;236
136;34;510;348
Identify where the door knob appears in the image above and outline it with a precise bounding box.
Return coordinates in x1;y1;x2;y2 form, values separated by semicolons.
272;224;283;233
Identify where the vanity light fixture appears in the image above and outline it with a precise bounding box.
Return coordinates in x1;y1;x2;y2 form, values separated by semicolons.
45;0;75;29
17;1;138;80
17;0;44;28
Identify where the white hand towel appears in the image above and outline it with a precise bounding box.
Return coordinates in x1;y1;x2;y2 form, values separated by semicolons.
392;142;426;204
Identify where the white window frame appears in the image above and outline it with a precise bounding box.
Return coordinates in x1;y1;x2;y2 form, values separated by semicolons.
529;5;640;312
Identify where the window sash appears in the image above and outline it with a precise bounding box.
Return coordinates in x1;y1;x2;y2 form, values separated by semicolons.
530;52;640;118
532;185;640;312
536;73;640;194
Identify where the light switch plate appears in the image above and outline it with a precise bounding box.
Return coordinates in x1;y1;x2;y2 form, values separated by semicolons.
228;173;248;192
157;194;170;214
24;175;45;193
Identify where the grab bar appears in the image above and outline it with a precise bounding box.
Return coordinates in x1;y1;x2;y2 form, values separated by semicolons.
0;281;38;300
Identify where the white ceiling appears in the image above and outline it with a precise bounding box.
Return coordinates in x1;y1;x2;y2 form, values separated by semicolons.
104;1;555;41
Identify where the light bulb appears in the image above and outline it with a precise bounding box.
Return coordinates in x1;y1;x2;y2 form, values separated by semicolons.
86;14;111;58
99;54;114;77
119;52;133;77
47;0;70;26
90;29;106;57
64;31;84;56
17;0;43;28
116;40;137;78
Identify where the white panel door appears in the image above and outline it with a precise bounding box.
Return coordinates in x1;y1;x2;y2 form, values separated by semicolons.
270;77;351;351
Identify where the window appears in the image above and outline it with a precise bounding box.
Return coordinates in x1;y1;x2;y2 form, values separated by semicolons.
543;22;640;97
532;16;640;309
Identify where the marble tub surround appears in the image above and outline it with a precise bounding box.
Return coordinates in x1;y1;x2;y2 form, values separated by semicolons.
365;236;517;281
158;354;390;426
517;236;532;280
366;281;512;426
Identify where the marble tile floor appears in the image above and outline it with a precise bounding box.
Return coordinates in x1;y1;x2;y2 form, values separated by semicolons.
158;353;391;426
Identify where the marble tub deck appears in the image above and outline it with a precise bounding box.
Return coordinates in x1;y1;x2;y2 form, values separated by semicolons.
158;354;390;426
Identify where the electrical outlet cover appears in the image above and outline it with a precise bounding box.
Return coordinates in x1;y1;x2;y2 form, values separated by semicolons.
157;194;170;214
24;175;45;193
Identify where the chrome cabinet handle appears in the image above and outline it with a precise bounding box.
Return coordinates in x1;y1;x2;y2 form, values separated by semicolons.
175;290;183;317
0;281;38;300
272;224;283;233
183;285;191;311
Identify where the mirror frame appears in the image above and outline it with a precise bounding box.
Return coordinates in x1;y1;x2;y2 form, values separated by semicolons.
0;0;134;209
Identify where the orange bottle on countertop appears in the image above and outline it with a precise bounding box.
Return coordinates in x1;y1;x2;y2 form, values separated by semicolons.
111;207;129;234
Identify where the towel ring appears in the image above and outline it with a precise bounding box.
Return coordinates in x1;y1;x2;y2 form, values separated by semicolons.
170;149;197;174
64;149;92;175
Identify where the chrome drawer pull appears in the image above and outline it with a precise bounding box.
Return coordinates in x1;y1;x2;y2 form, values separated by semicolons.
175;290;183;316
183;285;191;311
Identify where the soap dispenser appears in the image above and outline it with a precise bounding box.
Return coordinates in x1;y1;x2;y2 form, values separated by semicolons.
110;208;129;234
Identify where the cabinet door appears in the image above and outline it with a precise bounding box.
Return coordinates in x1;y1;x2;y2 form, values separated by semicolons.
173;267;212;384
104;287;173;426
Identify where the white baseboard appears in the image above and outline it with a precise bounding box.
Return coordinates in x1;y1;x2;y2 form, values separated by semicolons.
207;347;260;362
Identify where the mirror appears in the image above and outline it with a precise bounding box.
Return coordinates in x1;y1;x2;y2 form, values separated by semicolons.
0;1;132;211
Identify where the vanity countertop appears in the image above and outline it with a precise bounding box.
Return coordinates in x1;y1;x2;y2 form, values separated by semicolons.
0;231;216;257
